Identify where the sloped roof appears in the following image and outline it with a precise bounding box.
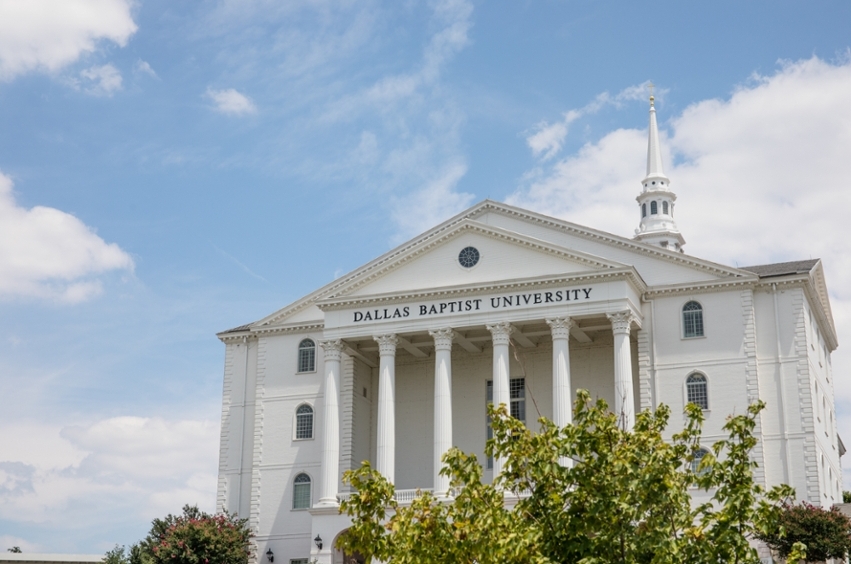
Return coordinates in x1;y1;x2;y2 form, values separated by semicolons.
740;259;820;278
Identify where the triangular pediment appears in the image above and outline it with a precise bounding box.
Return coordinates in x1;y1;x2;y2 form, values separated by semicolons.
243;199;752;332
338;220;624;298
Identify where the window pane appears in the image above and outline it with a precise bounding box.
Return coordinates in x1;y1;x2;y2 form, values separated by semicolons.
510;378;525;423
650;201;658;215
298;340;315;372
296;406;313;439
663;201;669;214
683;302;704;338
686;374;708;410
293;474;311;509
486;380;493;469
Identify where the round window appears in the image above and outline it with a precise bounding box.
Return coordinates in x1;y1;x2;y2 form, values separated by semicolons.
458;246;480;268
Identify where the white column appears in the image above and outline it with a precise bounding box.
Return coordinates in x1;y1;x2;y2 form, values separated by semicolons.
607;311;637;430
486;321;513;480
374;334;398;484
429;328;454;498
546;317;573;467
317;339;345;506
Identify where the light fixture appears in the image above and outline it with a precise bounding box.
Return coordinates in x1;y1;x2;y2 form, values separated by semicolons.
314;534;323;551
265;548;274;563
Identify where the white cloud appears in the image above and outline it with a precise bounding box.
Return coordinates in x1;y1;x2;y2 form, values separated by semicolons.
525;82;657;161
134;59;157;78
391;161;474;241
0;417;218;526
509;55;851;481
0;0;137;80
205;88;257;116
77;63;123;96
0;172;134;303
323;0;473;121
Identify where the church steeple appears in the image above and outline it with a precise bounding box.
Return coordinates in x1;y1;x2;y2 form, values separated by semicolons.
634;92;685;252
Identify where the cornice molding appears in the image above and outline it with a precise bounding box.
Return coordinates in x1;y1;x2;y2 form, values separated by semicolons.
466;201;747;278
316;268;646;311
218;322;324;343
642;277;759;298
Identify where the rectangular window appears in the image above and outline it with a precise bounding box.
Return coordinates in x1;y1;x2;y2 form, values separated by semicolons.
291;560;309;564
486;378;526;469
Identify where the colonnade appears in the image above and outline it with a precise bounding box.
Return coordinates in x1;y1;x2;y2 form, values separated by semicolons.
316;311;637;506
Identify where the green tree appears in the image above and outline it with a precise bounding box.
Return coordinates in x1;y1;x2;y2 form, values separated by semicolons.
338;390;805;564
103;506;251;564
756;502;851;562
843;490;851;503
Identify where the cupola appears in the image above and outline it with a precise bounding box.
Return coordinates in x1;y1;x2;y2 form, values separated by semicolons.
633;94;685;252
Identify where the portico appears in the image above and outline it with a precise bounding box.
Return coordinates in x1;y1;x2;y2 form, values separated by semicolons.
314;269;645;507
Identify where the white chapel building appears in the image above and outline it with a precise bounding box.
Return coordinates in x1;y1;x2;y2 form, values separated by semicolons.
216;97;842;564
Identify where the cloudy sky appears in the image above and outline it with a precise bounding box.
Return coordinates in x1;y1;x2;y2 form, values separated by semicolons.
1;0;851;553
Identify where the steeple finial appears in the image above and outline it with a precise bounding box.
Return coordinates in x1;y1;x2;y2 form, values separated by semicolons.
633;90;686;253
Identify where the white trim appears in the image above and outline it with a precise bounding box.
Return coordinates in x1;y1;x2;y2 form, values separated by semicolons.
684;371;710;411
680;298;705;339
293;402;315;441
291;471;313;511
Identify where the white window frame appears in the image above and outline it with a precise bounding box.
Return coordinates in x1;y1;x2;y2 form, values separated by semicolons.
297;339;316;373
294;403;314;440
684;372;709;411
681;299;705;339
292;472;312;510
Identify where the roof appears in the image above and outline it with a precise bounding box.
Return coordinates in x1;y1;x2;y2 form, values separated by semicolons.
739;259;819;278
220;323;253;334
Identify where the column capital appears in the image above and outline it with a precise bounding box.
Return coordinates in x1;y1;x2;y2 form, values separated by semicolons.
429;328;455;350
319;339;346;361
486;321;513;346
373;334;398;355
546;317;573;340
607;311;636;336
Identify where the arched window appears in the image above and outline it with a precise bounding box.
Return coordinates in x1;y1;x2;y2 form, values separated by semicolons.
642;203;647;218
691;448;711;475
663;201;669;214
650;201;658;215
683;301;704;338
298;339;316;372
295;404;314;439
292;473;311;509
686;373;708;410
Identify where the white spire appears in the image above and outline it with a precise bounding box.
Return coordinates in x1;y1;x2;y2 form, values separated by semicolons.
645;94;668;183
633;91;685;252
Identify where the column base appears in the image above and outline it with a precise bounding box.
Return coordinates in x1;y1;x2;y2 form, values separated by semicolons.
314;498;340;509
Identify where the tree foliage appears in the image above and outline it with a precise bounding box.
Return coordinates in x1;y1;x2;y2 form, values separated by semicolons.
103;505;251;564
756;502;851;562
338;390;804;564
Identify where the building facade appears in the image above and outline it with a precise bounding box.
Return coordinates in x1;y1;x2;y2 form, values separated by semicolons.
216;99;842;564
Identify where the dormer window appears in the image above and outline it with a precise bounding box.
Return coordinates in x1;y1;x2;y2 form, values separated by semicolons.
650;201;658;215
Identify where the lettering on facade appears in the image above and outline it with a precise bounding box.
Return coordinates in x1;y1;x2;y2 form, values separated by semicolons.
351;287;593;323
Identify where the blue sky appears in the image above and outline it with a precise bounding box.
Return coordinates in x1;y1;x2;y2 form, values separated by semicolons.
2;0;851;553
